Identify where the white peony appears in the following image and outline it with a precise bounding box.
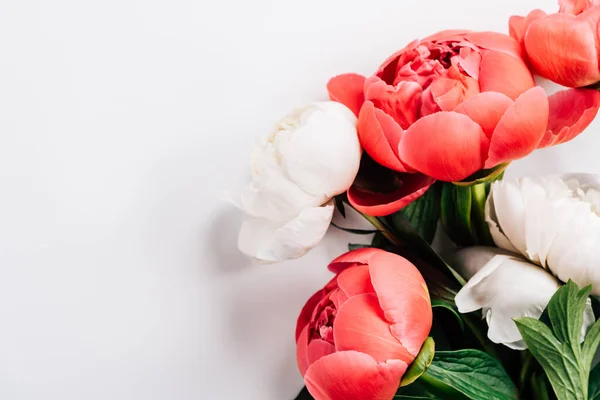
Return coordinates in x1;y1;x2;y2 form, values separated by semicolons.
236;101;361;262
486;174;600;295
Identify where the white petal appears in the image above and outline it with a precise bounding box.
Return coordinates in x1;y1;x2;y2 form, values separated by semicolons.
238;155;320;221
546;200;600;295
281;101;361;200
455;253;507;313
489;179;529;255
237;204;334;262
455;255;561;350
485;194;518;254
447;246;516;281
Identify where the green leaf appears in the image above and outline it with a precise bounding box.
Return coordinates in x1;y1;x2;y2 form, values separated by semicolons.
396;182;442;244
547;280;591;348
348;243;370;251
589;365;600;400
401;337;435;387
420;349;518;400
583;319;600;367
515;317;583;400
331;223;377;235
431;300;464;332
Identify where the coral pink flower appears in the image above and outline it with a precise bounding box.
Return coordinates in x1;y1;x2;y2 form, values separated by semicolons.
329;30;600;216
510;1;600;87
296;248;432;400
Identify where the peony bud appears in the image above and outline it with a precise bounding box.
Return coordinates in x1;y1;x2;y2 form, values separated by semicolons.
236;101;361;262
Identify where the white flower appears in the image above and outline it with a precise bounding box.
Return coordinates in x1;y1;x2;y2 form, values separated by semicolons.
236;101;361;262
453;247;595;350
486;174;600;295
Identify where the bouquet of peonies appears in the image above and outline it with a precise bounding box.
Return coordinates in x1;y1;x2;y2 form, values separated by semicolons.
235;0;600;399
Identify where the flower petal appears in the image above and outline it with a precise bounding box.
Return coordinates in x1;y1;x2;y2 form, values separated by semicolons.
306;339;336;367
559;0;600;15
364;76;422;130
281;101;361;199
447;246;517;281
337;264;375;298
296;325;311;375
509;10;548;46
454;92;514;138
347;174;435;217
334;293;414;363
485;188;520;253
296;289;327;341
485;87;549;169
488;180;530;256
357;101;412;172
456;254;561;350
368;252;432;356
479;50;535;100
328;248;380;274
538;88;600;148
464;31;524;59
398;112;489;182
304;351;407;400
327;73;367;116
524;11;600;87
238;204;334;262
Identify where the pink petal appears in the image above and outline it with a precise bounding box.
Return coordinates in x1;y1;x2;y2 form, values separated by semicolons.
454;92;514;138
357;101;413;172
485;87;549;168
328;248;380;275
538;88;600;147
304;351;407;400
479;50;535;100
296;325;311;375
560;0;600;15
421;70;479;116
307;339;336;367
333;293;414;364
347;174;435;217
464;31;523;59
367;252;432;357
296;289;326;341
398;111;489;182
336;265;375;298
524;11;600;87
327;73;366;116
509;10;548;46
364;76;422;130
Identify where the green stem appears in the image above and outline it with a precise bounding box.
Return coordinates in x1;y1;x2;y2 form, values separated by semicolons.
360;213;402;247
519;351;535;396
470;183;495;246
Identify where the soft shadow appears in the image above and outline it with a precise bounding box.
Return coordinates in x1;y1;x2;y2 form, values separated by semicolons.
204;205;250;275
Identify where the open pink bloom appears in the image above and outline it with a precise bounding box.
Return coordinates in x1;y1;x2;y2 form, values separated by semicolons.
296;249;432;400
329;30;600;199
510;1;600;87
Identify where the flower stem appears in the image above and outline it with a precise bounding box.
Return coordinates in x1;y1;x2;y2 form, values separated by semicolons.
359;213;402;246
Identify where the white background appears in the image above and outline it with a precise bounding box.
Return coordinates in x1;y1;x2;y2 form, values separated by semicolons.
0;0;596;399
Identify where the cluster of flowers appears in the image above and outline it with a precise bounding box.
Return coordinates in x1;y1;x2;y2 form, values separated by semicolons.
235;0;600;399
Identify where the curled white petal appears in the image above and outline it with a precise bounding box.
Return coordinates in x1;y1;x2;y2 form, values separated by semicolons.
237;204;334;263
487;175;600;295
455;250;561;350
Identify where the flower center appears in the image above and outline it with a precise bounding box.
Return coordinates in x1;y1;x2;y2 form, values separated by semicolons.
311;302;337;345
